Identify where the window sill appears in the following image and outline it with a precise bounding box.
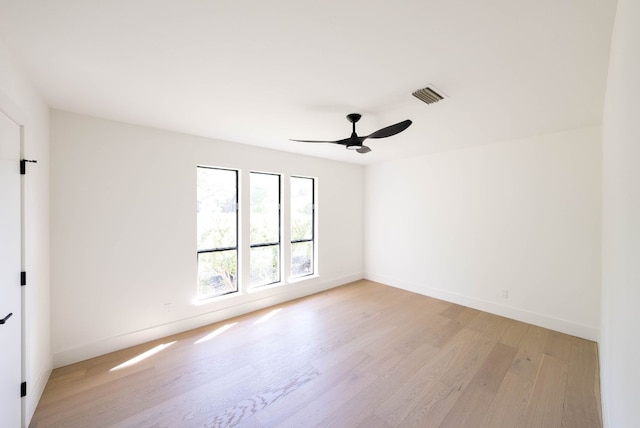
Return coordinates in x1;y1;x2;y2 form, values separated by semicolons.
193;290;240;307
193;274;320;306
288;273;319;284
247;281;286;294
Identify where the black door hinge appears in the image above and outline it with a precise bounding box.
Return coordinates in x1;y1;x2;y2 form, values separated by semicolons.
21;271;26;287
20;159;37;175
21;382;27;398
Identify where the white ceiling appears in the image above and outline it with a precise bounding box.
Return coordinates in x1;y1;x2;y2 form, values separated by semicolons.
0;0;617;165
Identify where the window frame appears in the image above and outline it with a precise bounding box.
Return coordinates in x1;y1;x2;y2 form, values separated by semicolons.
196;169;318;303
196;166;239;299
290;175;315;279
249;171;282;288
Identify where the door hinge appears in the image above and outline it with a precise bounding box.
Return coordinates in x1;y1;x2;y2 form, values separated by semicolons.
21;271;26;286
21;382;27;398
20;159;38;175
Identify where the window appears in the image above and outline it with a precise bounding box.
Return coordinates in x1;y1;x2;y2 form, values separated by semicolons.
290;176;314;277
197;169;316;299
196;167;238;299
250;172;281;287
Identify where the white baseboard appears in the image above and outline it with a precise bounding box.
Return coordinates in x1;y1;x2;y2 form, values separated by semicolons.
365;273;599;342
599;349;609;428
53;273;363;368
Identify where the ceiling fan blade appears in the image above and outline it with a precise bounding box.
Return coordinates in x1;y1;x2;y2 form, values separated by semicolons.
357;145;371;154
289;139;341;144
366;119;412;139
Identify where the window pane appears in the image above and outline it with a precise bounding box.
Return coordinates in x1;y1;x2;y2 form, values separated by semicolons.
291;241;312;277
197;168;237;250
250;173;280;245
291;177;313;241
197;250;237;298
250;245;280;287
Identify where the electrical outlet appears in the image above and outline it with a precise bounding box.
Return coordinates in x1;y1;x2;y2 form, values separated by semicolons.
501;290;509;299
164;303;173;312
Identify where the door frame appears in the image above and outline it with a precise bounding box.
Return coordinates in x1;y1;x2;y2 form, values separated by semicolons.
0;89;27;427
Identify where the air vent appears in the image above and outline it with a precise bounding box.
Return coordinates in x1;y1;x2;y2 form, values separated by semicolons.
412;86;445;105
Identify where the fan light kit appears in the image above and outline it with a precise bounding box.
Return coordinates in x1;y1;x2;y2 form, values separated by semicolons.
291;113;412;154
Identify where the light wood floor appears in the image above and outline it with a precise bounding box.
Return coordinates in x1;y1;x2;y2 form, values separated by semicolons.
30;280;602;427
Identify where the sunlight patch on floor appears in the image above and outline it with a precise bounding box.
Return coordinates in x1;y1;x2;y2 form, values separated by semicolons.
110;341;177;371
194;322;238;344
253;308;283;325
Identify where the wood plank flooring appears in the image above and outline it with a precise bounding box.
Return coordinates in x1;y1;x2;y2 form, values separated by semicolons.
30;280;602;427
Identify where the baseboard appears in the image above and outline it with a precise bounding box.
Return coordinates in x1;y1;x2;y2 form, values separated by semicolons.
53;273;363;367
365;273;599;341
597;342;610;428
24;354;53;426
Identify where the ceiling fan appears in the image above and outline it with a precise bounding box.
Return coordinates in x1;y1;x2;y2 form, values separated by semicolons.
291;113;412;154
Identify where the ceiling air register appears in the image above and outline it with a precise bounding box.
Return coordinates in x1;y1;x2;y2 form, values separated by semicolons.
412;86;445;105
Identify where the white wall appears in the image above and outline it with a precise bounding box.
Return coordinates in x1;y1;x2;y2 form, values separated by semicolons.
365;127;601;340
600;0;640;426
50;110;363;366
0;41;51;424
